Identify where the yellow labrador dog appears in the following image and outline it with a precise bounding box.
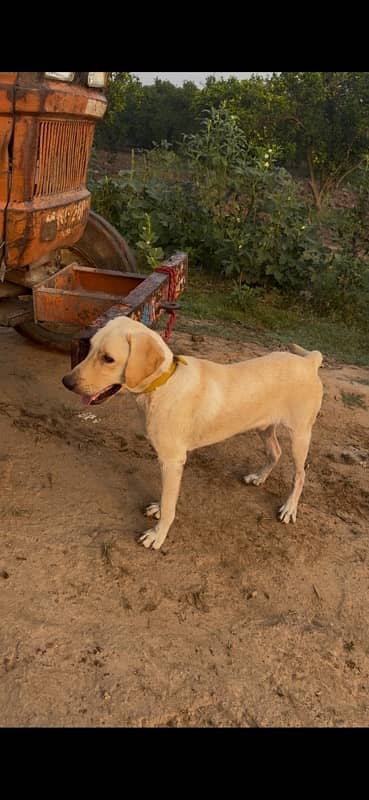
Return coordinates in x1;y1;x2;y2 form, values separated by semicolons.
62;317;323;550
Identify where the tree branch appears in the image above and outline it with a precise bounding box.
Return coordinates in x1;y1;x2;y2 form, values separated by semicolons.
306;147;321;209
336;161;362;188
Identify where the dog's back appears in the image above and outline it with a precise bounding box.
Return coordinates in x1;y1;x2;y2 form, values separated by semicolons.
164;347;323;451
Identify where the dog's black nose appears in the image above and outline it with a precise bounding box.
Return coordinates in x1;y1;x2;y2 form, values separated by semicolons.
62;374;76;391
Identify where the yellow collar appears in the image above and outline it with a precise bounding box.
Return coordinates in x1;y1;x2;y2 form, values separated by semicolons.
143;355;187;394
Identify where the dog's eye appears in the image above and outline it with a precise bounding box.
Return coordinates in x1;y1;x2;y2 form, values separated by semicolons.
102;354;115;364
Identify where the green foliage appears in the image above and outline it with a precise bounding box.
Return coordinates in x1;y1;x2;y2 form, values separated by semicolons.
308;166;369;324
96;77;201;151
136;213;164;269
183;106;249;173
97;71;369;212
271;72;369;207
105;72;141;122
91;105;369;325
94;73;142;149
194;75;278;156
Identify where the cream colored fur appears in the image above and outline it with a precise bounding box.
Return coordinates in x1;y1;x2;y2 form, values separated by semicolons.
63;317;323;550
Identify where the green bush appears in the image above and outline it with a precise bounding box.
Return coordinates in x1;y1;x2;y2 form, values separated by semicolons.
90;106;369;325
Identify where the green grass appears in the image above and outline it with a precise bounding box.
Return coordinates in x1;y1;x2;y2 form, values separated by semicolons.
175;272;369;367
341;391;367;409
354;377;369;386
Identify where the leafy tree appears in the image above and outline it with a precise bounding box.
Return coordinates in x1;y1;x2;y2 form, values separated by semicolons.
110;78;200;149
195;74;277;154
95;72;369;212
272;72;369;208
95;72;142;149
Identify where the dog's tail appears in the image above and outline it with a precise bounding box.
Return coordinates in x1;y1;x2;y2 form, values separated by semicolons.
287;343;323;369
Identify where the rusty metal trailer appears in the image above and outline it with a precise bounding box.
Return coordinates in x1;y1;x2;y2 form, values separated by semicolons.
36;252;188;366
2;250;188;363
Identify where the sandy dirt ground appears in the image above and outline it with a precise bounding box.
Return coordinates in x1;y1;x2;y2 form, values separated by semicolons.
1;324;369;727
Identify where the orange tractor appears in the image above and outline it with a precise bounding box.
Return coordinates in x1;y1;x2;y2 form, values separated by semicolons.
0;72;187;357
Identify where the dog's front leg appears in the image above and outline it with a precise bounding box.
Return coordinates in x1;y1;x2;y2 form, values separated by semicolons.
139;456;186;550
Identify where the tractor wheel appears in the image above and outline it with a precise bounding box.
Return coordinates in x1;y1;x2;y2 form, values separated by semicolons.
15;210;137;353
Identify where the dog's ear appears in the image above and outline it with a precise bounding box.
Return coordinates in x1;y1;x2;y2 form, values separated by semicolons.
125;332;165;391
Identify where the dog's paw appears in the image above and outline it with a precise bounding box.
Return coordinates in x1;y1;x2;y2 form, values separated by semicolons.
244;472;266;486
278;501;297;524
138;528;166;550
144;502;161;520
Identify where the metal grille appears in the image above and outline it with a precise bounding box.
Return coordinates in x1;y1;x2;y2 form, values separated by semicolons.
34;119;94;196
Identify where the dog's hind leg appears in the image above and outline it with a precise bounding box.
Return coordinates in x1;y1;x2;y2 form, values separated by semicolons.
279;427;311;523
244;425;281;486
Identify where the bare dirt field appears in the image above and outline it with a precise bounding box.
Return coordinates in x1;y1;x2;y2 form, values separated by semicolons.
1;324;369;727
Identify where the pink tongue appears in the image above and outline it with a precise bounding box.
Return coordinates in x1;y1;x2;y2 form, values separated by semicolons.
81;388;105;406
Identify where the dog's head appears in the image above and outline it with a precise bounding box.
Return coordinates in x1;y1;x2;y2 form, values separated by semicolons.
62;317;172;406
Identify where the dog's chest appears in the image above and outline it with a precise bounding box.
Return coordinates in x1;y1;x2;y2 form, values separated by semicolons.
134;396;150;437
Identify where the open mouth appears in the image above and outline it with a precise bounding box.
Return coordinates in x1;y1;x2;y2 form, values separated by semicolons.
81;384;122;407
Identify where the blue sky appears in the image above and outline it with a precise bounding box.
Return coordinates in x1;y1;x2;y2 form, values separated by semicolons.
133;72;271;87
